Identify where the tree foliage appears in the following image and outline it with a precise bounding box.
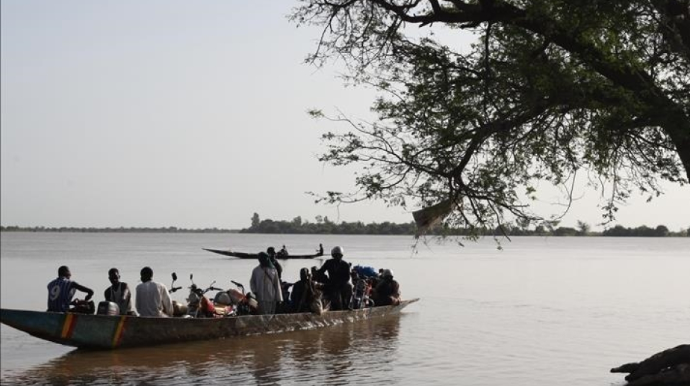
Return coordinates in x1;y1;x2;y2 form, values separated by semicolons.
251;213;261;228
577;220;591;235
241;215;419;234
601;224;672;236
291;0;690;237
237;215;687;236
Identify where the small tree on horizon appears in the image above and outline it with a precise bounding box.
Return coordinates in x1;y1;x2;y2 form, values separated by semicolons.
577;221;591;236
251;213;260;229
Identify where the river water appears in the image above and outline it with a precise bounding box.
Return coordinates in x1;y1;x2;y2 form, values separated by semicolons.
1;232;688;385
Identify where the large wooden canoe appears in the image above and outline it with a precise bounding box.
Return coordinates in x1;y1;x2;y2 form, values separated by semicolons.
202;248;324;259
0;299;418;350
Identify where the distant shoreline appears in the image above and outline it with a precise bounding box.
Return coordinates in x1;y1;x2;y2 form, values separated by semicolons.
0;226;241;234
1;225;688;237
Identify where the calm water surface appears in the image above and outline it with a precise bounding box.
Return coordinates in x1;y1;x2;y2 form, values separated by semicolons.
1;232;689;385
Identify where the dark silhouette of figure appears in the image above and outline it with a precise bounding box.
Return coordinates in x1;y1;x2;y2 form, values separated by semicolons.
372;269;401;306
290;267;325;313
316;246;353;310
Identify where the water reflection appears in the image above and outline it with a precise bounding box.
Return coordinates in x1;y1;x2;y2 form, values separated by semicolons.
4;317;402;385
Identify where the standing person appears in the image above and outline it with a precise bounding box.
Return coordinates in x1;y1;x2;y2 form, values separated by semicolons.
135;267;173;317
104;268;135;315
372;269;401;306
316;246;353;310
266;246;283;279
47;266;94;312
250;252;283;315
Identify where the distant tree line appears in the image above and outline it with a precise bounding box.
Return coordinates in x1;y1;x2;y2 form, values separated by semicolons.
0;226;239;233
242;213;418;235
2;218;688;237
242;214;690;237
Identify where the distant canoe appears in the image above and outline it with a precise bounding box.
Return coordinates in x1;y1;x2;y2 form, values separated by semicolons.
0;299;419;350
202;248;324;259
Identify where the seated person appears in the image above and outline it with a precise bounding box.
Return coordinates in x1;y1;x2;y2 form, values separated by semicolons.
278;245;289;257
311;266;328;284
372;269;400;306
135;267;173;317
47;266;94;312
290;268;324;313
104;268;135;315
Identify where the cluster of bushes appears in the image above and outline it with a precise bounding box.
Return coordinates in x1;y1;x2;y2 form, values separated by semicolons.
242;217;418;235
601;225;676;237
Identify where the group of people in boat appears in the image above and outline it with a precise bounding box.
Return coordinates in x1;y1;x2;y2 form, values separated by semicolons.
249;245;401;315
46;245;400;317
47;265;173;317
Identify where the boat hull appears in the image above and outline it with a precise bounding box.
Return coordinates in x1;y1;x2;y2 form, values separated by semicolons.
202;248;323;259
0;299;418;350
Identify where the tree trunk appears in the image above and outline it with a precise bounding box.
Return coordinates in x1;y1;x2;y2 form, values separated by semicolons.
661;107;690;184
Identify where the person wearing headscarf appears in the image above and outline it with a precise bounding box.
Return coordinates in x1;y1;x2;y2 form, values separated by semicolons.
250;252;283;315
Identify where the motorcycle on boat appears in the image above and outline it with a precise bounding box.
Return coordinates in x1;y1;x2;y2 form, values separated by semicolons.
168;273;258;317
226;280;259;316
183;274;233;318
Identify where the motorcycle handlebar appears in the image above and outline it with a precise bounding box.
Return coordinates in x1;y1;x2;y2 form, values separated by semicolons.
231;280;243;287
169;286;182;293
199;286;222;294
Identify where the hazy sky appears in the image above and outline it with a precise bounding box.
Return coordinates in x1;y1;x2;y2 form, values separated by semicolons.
2;1;689;231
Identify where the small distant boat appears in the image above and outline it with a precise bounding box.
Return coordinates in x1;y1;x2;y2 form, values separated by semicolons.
202;247;324;260
0;299;419;350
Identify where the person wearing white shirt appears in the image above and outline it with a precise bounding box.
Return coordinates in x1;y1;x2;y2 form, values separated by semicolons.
135;266;173;317
250;252;283;315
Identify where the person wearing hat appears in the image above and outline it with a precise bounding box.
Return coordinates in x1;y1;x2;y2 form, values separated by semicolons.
250;252;283;315
135;266;173;317
104;268;135;315
47;266;94;312
372;269;401;306
315;246;353;310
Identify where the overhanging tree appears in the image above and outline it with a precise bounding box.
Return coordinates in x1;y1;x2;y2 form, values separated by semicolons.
291;0;689;236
